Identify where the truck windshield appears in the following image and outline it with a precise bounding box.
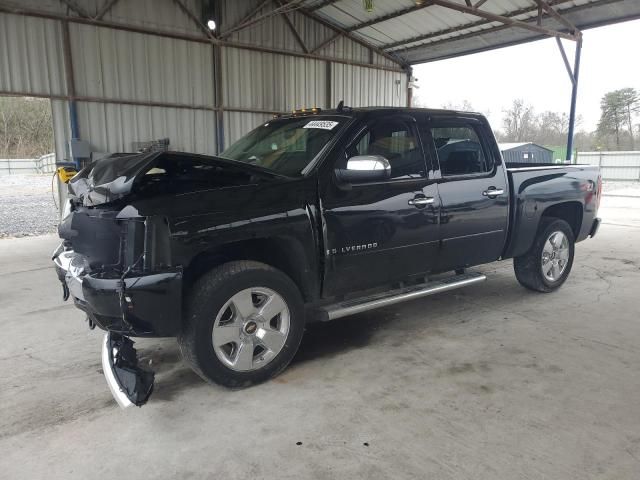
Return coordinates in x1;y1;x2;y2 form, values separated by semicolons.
219;116;346;176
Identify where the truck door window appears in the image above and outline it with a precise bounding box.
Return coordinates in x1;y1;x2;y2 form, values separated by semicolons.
431;125;490;176
349;119;425;180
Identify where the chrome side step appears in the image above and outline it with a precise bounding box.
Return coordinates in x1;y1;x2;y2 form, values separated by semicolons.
323;271;486;321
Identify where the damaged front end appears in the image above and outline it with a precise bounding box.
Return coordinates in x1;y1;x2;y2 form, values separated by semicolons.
53;199;182;407
53;212;183;337
53;150;281;406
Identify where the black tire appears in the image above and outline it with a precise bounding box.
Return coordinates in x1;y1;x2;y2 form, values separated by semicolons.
513;217;575;293
178;260;305;388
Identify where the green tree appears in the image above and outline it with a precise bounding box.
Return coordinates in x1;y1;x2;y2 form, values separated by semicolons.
441;100;475;112
0;97;54;158
597;88;639;149
619;87;639;149
502;99;536;142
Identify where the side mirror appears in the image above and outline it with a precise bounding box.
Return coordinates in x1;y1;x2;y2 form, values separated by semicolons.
335;155;391;184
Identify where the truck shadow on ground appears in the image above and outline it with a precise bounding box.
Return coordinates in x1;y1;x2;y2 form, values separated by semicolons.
144;276;525;400
292;312;393;365
144;311;395;400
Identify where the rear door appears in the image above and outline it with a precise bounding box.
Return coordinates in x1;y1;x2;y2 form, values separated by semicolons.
422;116;509;271
321;114;440;296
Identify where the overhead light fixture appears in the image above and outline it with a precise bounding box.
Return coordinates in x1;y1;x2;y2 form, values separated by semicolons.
207;19;216;31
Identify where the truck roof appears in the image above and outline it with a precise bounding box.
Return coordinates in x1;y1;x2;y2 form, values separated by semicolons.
277;106;487;122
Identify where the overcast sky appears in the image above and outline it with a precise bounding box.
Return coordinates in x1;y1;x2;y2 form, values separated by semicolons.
413;19;640;132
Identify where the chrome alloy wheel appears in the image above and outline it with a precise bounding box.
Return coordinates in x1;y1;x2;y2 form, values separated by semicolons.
541;231;570;282
212;287;290;372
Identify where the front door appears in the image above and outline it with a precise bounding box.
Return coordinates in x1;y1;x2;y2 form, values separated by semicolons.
424;118;509;271
321;114;440;297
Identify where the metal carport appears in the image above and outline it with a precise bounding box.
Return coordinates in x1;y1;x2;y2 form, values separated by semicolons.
1;0;638;164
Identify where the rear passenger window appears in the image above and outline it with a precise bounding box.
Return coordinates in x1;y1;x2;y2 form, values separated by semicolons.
431;125;490;176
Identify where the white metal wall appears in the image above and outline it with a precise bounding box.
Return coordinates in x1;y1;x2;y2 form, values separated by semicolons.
0;13;69;159
1;0;408;158
0;14;67;95
218;1;407;145
222;48;326;113
75;102;217;155
578;151;640;181
69;23;216;154
331;63;407;107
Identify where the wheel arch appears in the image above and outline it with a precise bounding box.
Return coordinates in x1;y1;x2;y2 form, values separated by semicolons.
541;201;583;239
183;236;319;303
505;200;584;259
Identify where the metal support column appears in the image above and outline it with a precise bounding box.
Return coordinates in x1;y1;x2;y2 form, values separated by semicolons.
61;20;81;168
213;43;225;154
564;37;582;163
406;67;413;108
325;60;332;109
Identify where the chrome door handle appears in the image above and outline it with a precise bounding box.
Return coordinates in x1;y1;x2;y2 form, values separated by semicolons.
482;188;504;198
408;196;435;206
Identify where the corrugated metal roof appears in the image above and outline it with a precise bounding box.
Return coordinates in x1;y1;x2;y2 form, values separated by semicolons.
305;0;640;64
499;142;554;151
11;0;204;35
499;142;532;150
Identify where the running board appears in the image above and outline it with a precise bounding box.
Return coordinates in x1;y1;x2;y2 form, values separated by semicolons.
321;271;486;321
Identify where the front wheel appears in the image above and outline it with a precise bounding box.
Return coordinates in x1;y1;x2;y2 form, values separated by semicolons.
178;261;305;388
514;217;575;293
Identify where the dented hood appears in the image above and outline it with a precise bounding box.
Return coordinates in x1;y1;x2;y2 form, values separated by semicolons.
68;151;284;206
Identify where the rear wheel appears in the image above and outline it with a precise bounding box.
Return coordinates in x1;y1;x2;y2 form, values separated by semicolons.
179;261;305;388
514;217;575;293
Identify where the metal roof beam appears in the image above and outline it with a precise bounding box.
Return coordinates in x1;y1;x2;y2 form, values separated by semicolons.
58;0;89;18
94;0;119;20
307;0;341;11
276;0;310;53
429;0;578;41
535;0;579;34
280;0;407;68
345;2;435;32
172;0;214;39
219;0;273;39
396;0;613;64
537;2;543;25
556;36;576;85
310;31;342;54
381;0;574;50
0;3;406;73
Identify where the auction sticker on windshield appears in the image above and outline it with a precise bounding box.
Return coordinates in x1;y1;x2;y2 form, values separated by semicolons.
303;120;339;130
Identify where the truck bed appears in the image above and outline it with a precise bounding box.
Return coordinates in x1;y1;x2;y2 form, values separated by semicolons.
507;162;581;170
503;163;601;260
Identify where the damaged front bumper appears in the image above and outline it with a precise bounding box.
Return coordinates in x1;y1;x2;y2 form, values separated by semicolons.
52;243;182;337
53;243;182;407
102;332;154;408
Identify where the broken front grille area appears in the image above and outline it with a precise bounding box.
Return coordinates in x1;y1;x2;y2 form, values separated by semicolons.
58;208;145;275
56;207;181;337
58;207;173;277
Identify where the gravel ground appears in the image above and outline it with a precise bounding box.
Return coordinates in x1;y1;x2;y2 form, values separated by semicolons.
0;174;59;239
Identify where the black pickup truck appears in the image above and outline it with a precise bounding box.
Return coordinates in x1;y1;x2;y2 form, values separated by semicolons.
53;106;601;407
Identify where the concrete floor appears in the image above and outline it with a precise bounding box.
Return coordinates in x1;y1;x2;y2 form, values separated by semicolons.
1;197;639;479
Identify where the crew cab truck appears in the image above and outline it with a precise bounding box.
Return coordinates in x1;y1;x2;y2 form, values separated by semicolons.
53;106;601;407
